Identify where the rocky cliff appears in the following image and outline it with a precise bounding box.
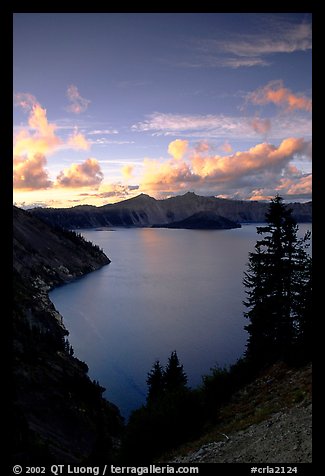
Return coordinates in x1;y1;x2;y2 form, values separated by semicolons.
13;206;123;463
29;192;312;230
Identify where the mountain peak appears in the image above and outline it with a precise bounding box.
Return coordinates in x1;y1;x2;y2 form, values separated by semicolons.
131;193;156;202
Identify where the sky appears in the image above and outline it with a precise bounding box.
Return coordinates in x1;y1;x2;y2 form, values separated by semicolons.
13;13;312;208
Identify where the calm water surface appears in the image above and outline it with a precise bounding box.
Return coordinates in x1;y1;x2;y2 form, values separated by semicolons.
50;224;311;418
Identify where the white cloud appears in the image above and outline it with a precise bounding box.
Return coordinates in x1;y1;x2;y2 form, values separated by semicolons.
88;129;119;135
132;112;311;141
189;17;311;69
90;138;135;145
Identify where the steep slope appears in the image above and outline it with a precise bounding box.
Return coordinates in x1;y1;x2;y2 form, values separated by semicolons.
13;207;123;463
166;362;312;463
29;192;312;229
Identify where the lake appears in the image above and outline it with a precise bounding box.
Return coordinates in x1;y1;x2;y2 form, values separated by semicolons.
50;224;312;418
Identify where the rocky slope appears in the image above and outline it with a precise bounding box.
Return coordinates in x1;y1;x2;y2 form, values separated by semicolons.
165;362;312;464
29;192;312;229
13;207;123;463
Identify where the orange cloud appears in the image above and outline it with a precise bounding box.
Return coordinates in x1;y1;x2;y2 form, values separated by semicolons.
13;93;101;193
66;84;91;114
286;174;312;196
56;158;104;188
13;153;52;190
14;104;61;158
191;138;306;181
13;97;62;191
139;138;311;198
168;139;189;160
249;80;312;112
141;157;197;192
276;173;312;196
68;129;90;150
121;164;134;180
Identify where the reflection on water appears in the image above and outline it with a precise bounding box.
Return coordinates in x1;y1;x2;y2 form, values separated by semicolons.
50;224;311;418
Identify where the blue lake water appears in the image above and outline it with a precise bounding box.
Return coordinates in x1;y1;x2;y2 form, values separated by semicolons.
50;224;311;418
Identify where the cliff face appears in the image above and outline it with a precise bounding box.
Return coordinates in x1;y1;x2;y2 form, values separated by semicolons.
29;192;312;229
13;207;123;463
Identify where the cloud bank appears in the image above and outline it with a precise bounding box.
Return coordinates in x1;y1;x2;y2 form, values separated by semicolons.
14;92;103;191
136;138;312;200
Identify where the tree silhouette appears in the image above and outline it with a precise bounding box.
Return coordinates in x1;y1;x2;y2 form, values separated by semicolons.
146;360;165;403
164;350;188;392
244;195;312;363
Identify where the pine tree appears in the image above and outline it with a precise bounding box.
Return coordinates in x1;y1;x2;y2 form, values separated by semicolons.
146;360;165;403
243;195;312;363
164;351;188;392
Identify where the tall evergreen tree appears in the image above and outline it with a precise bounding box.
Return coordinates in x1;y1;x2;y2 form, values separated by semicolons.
164;351;188;392
146;360;165;403
243;195;312;363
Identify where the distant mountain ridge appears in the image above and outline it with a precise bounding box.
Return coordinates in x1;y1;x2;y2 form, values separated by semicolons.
29;192;312;229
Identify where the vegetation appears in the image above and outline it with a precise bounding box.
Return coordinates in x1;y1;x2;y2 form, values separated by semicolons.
53;226;105;257
121;351;203;462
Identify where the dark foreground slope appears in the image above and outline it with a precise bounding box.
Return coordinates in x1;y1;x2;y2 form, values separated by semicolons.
13;207;123;463
167;362;312;463
30;192;312;229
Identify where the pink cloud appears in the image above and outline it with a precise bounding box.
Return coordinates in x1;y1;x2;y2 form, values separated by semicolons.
219;141;233;153
248;80;312;112
13;97;62;191
13;92;99;192
13;92;39;111
251;117;271;136
56;158;104;188
139;138;311;198
13;153;52;190
66;85;91;114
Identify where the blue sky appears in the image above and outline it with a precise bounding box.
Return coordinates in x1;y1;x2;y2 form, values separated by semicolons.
13;13;312;207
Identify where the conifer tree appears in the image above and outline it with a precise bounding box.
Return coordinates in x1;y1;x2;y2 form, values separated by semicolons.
243;195;312;363
146;360;165;403
164;351;188;392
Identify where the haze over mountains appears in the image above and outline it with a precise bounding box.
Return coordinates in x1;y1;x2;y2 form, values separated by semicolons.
29;192;312;229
